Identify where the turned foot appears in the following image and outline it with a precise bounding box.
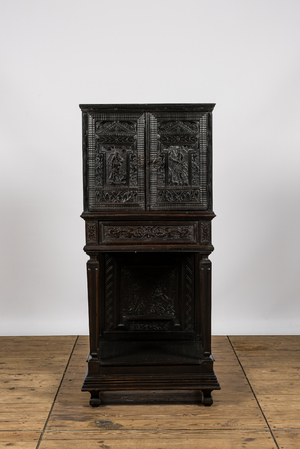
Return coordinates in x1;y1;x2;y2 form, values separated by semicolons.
89;391;101;407
202;390;213;406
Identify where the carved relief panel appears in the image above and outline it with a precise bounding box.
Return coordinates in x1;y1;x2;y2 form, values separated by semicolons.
104;253;195;339
84;109;211;212
87;113;145;211
149;112;210;210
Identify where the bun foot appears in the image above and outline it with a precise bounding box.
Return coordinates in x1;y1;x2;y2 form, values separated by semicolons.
202;390;213;406
89;391;101;407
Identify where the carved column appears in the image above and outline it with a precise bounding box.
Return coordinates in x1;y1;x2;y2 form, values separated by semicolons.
200;257;212;358
86;253;99;360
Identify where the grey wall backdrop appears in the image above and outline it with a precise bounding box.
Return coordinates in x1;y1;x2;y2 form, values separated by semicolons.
1;0;299;335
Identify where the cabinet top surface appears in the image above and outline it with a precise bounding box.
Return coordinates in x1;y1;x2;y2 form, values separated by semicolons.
79;103;215;112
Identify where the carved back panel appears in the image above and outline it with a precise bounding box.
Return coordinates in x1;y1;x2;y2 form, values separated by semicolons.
104;253;195;340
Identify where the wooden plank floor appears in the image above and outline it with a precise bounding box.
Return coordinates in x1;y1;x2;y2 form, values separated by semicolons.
0;336;299;448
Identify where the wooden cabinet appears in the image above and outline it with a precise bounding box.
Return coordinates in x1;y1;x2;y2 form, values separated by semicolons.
80;104;220;406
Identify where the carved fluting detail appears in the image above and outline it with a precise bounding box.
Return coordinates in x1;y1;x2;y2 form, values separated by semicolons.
129;151;138;186
185;255;193;331
105;256;114;330
200;222;211;243
95;189;138;203
95;152;104;187
191;152;200;186
158;189;200;203
104;225;194;241
86;222;97;244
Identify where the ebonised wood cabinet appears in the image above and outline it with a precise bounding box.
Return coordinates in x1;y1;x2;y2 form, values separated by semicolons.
80;104;220;406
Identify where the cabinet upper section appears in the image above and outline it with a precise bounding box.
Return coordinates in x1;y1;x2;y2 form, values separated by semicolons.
80;104;215;213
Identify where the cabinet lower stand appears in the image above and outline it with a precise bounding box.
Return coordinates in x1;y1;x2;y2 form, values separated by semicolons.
82;340;220;406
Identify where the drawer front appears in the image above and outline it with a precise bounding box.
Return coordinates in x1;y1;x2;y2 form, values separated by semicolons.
101;221;198;244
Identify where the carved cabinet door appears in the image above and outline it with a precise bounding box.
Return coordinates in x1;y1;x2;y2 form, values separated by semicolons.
148;112;212;210
85;112;145;211
84;109;212;212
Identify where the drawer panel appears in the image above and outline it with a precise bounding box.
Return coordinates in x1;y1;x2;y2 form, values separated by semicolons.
101;221;198;244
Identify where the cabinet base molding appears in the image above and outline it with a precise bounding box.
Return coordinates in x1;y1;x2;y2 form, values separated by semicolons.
82;370;220;406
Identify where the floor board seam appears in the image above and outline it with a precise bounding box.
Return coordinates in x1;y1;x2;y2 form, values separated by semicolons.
227;336;280;449
43;428;273;432
35;335;79;449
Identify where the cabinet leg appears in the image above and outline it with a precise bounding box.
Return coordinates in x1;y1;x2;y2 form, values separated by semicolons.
89;390;101;407
202;390;213;406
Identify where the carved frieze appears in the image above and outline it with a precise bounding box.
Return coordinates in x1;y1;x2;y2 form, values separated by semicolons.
103;225;195;242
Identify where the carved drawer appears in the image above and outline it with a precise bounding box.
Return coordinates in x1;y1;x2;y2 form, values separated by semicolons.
86;220;212;247
101;221;198;245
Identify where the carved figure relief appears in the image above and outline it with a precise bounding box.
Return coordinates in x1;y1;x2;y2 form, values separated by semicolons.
121;266;176;318
107;149;126;185
88;112;209;211
88;116;143;210
168;146;189;186
104;253;195;333
148;115;208;209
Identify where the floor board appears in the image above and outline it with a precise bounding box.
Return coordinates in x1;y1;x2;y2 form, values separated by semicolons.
0;335;299;448
0;336;76;440
230;335;300;432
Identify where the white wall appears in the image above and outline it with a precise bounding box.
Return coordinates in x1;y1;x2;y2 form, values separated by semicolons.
1;0;299;335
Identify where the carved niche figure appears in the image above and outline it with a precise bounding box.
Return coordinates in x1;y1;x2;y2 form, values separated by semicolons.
107;148;126;185
168;146;189;186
